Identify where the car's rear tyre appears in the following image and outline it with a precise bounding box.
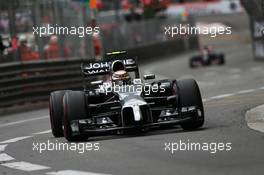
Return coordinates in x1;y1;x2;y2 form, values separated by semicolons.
49;90;67;137
177;79;204;130
189;59;195;68
63;91;89;142
219;53;225;65
189;57;200;68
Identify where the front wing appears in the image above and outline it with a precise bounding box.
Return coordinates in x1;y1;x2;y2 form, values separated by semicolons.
69;107;199;136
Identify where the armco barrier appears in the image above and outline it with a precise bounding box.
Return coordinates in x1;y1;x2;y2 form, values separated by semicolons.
0;59;84;108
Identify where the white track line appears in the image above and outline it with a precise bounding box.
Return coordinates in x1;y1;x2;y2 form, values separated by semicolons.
207;93;234;100
1;161;50;171
205;87;264;102
33;130;51;135
236;89;255;94
0;153;14;162
0;145;7;152
0;136;32;144
46;170;110;175
245;104;264;133
0;116;48;128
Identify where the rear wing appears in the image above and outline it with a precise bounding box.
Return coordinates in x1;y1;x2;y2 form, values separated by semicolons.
81;57;140;78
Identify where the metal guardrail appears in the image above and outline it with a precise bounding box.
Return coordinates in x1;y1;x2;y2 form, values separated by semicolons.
0;58;85;108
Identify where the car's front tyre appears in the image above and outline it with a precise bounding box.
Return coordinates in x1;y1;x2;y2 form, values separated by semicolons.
63;91;89;142
177;79;204;130
49;90;67;138
219;53;225;65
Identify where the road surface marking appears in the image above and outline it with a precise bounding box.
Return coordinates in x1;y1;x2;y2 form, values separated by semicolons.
0;116;48;128
205;87;264;102
33;130;51;135
236;89;255;94
1;161;50;171
245;104;264;133
208;93;234;100
0;145;7;152
46;170;110;175
0;136;32;144
0;153;14;162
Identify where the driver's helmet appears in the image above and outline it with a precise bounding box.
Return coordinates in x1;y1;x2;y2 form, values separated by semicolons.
201;45;211;56
111;60;131;85
203;45;212;52
203;45;209;50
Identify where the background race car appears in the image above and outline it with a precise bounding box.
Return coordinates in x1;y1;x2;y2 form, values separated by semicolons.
189;46;225;68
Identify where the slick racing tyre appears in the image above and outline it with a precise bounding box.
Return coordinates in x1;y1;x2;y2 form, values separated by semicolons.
49;90;67;137
63;91;89;142
219;53;225;65
189;56;201;68
189;59;195;68
177;79;204;130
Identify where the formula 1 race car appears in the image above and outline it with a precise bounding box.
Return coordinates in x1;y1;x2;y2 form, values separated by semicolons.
189;46;225;68
49;51;204;141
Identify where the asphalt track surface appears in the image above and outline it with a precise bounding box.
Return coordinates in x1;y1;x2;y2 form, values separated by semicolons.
1;19;264;175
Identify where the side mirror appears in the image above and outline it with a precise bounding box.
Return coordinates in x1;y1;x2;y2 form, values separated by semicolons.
90;80;103;86
143;74;155;80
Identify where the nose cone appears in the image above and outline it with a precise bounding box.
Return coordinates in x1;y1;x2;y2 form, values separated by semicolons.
132;105;142;121
121;94;147;122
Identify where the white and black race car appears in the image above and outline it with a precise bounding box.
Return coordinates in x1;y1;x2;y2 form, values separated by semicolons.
49;51;204;141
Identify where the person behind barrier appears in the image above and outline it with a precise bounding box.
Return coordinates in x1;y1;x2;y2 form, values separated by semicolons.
44;35;70;60
18;35;39;62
